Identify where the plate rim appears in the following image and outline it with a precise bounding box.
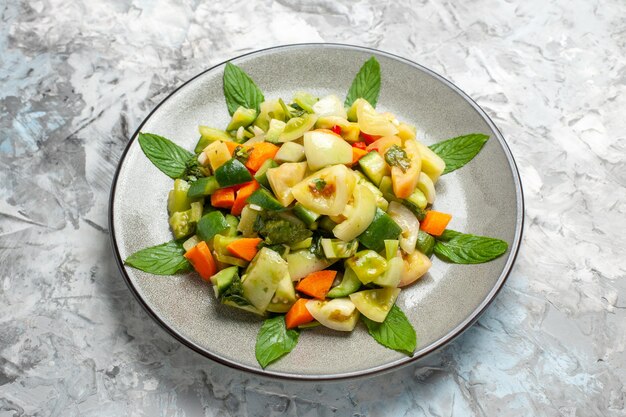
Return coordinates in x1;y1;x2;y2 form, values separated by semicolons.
108;42;524;381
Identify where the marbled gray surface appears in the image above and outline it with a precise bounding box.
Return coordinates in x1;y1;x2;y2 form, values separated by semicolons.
0;0;624;415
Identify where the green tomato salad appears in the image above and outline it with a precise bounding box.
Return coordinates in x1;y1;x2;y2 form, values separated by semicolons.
124;57;509;368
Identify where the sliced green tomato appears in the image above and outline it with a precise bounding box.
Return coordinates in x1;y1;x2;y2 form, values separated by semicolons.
169;210;194;239
187;176;220;199
227;107;257;131
357;208;402;252
246;188;284;211
293;91;318;113
285;250;337;281
266;162;308;207
210;266;239;296
404;188;428;210
355;98;399;136
265;119;286;143
416;172;436;205
387;201;419;255
312;94;347;118
346;250;388;284
195;126;232;153
315;115;350;130
237;205;260;237
399;250;432;287
320;239;359;259
396;123;416;141
291;164;356;216
254;158;278;188
346;100;359;122
305;298;359;331
303;129;352;171
372;256;403;287
332;184;377;242
384;239;399;260
266;272;297;313
167;179;192;214
327;267;362;298
293;203;321;227
196;211;229;242
241;247;289;312
290;237;313;251
274;141;305;163
215;158;253;187
278;113;318;142
358;151;389;186
349;287;400;323
414;140;446;183
354;171;388;211
204;140;232;172
254;99;286;131
415;230;435;257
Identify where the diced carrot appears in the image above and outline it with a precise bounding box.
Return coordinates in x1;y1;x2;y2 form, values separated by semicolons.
231;180;260;215
245;142;279;172
285;298;315;329
420;210;452;236
360;132;381;144
210;187;235;208
226;237;262;262
351;147;368;165
295;270;337;300
184;241;217;281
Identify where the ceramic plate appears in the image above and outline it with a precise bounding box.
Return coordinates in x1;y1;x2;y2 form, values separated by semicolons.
109;43;523;380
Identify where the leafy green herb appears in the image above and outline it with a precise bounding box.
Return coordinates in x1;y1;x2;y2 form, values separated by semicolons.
138;132;194;179
345;56;381;107
124;240;190;275
309;234;328;259
255;316;299;368
223;62;265;115
220;275;250;307
254;212;312;245
362;305;416;355
312;178;327;192
434;229;508;264
384;145;411;172
233;145;251;164
429;134;489;174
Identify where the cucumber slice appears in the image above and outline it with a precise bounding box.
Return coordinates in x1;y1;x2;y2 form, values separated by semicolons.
415;230;435;257
404;187;428;210
195;126;231;153
274;141;305;163
215;158;253;187
357;208;402;252
327;267;362;298
187;176;220;199
266;272;296;313
226;107;257;131
246;188;284;211
223;214;239;237
242;247;289;312
278;114;318;142
254;159;278;188
167;179;192;214
210;266;239;296
349;287;400;323
346;250;388;284
321;239;359;259
197;211;230;242
293;203;321;227
358;151;389;186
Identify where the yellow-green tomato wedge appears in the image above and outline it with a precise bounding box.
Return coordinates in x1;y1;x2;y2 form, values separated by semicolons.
266;273;296;313
241;247;289;312
372;256;403;287
416;171;436;204
414;140;446;183
266;162;308;207
356;99;398;137
399;250;432;287
303;129;353;171
305;298;359;331
278;114;318;142
332;184;377;241
291;164;356;216
349;287;400;323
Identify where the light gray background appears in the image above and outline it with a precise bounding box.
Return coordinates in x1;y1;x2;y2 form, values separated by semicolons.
1;0;624;416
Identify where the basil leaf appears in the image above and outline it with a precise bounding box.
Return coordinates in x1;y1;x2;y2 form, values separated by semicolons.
138;132;194;179
428;134;489;174
124;241;190;275
223;62;265;115
255;316;299;368
434;230;508;264
345;56;381;107
362;305;416;355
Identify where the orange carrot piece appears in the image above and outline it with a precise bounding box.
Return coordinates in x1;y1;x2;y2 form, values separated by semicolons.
285;298;315;329
184;241;217;281
295;270;337;300
210;187;235;208
226;237;262;262
351;147;368;165
246;142;279;172
420;210;452;236
231;180;260;216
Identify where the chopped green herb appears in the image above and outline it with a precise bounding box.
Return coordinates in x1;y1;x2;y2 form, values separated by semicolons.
384;145;411;172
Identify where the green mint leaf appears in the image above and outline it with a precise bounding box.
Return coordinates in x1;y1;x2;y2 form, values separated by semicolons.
434;229;508;264
223;62;265;116
345;56;381;107
138;132;194;179
428;134;489;174
124;241;190;275
385;145;411;172
362;305;416;355
255;316;299;368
